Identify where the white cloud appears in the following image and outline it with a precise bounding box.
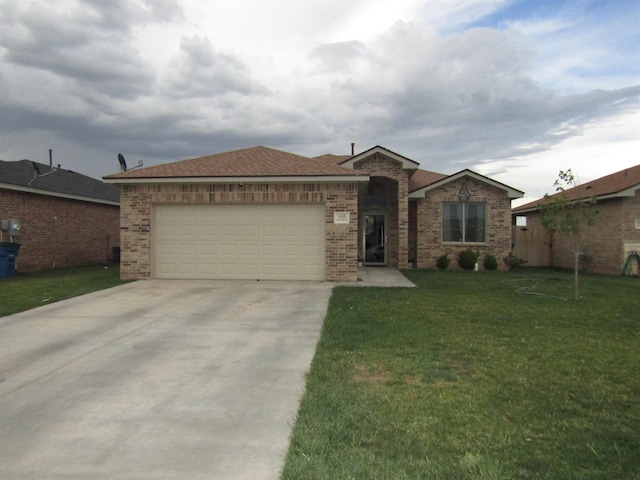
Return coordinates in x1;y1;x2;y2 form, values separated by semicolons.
477;109;640;206
0;0;637;190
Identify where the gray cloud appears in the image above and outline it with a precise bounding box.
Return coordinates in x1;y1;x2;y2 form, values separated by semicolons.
163;36;271;98
0;4;638;183
309;41;367;73
0;2;162;99
300;21;639;170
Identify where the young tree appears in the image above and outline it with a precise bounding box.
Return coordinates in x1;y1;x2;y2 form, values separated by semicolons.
540;170;598;301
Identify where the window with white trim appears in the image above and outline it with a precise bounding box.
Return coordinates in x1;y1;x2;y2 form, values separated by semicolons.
443;202;486;243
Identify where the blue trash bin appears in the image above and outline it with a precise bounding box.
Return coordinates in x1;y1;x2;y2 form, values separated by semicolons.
0;243;20;279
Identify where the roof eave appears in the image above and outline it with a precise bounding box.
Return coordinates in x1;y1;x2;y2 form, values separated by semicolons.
103;174;370;185
601;184;640;198
409;170;524;199
0;182;120;206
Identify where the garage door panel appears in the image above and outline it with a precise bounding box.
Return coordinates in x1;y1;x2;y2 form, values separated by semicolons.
154;204;325;280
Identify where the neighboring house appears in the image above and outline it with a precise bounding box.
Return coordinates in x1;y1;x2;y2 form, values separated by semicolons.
0;160;120;272
512;164;640;275
104;145;523;282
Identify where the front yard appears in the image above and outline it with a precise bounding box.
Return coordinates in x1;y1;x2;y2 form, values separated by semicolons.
281;269;640;479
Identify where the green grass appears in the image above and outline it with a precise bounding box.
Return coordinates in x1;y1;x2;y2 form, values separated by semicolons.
281;269;640;479
0;264;129;317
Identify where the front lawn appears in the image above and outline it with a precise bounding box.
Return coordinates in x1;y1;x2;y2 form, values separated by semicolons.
281;269;640;479
0;264;128;317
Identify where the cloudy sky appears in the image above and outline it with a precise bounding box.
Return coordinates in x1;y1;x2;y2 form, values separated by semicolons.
0;0;638;204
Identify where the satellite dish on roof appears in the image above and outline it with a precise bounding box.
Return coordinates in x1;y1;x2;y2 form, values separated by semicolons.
118;153;127;171
117;153;143;172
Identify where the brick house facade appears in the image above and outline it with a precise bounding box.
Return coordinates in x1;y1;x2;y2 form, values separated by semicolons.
412;176;514;269
106;146;523;282
0;160;120;273
118;181;359;281
512;164;640;275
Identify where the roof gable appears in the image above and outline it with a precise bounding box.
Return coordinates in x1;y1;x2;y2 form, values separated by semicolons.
0;160;119;204
339;145;420;170
409;169;524;199
104;146;367;183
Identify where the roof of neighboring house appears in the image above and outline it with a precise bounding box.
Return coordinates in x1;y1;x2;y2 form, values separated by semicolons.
104;146;368;181
0;160;120;204
513;164;640;213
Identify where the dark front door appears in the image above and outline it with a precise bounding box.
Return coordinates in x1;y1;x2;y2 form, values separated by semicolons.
364;214;386;265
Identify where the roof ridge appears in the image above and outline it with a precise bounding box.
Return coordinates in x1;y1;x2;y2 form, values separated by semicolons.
104;145;366;180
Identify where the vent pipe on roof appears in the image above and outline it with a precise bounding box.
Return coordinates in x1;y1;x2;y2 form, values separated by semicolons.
49;149;53;167
351;143;355;155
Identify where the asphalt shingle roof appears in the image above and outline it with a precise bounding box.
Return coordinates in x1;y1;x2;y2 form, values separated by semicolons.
514;164;640;212
0;160;120;203
409;169;448;192
105;146;367;179
103;145;510;195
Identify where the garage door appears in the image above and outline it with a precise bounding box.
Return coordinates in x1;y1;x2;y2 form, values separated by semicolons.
153;204;325;280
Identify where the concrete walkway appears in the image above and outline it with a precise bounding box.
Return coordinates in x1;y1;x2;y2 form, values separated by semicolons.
343;267;416;287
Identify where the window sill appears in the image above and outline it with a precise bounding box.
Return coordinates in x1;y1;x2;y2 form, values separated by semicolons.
442;241;488;245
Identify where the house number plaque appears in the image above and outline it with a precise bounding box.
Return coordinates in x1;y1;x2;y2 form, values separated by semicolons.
334;212;350;224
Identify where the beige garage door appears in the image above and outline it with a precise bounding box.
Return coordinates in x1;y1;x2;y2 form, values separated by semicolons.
153;204;325;280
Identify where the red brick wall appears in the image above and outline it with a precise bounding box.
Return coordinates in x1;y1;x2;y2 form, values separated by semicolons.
353;154;410;268
0;188;120;272
118;182;359;282
415;178;513;270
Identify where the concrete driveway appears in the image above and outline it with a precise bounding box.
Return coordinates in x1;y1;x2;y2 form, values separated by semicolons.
0;280;333;480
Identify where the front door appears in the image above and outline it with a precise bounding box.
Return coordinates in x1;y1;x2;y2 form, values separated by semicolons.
364;214;386;265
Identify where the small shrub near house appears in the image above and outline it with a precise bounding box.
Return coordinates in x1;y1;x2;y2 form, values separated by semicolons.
436;254;450;270
503;252;527;270
483;254;498;271
457;249;479;271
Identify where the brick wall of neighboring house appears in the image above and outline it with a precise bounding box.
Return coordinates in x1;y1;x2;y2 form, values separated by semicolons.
353;153;411;268
520;192;640;275
415;178;513;270
118;181;359;282
0;188;120;272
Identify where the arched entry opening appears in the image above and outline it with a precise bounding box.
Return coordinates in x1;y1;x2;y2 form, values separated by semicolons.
360;176;399;266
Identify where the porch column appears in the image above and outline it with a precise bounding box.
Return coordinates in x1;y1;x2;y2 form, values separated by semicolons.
398;172;410;269
415;198;428;268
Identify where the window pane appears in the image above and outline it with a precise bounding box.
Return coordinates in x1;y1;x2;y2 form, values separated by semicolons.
443;203;463;242
465;203;485;242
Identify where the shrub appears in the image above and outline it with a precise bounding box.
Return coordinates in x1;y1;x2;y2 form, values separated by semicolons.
457;249;479;270
483;254;498;271
436;254;450;270
503;253;527;270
